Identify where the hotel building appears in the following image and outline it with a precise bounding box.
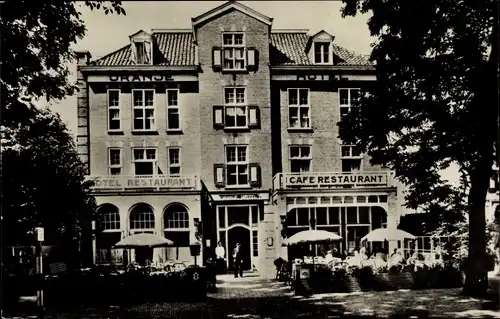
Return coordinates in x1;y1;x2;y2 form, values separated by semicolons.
76;1;404;277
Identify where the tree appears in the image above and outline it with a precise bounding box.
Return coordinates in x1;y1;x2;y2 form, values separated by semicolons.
1;109;97;269
339;0;498;296
0;0;125;126
0;0;125;269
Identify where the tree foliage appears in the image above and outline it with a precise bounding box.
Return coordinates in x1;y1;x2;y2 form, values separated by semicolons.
0;0;125;126
0;0;125;268
339;0;498;295
1;109;97;267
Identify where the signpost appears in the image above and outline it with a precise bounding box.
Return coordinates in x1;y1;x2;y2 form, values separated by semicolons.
35;227;44;319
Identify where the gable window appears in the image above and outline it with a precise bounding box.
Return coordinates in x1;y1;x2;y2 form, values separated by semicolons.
134;41;152;65
314;42;330;64
288;88;310;129
107;89;121;131
224;87;247;129
222;33;245;70
289;145;311;173
168;147;181;176
108;148;122;175
341;144;362;172
226;145;248;186
133;148;157;176
339;88;360;118
132;89;155;131
166;89;180;131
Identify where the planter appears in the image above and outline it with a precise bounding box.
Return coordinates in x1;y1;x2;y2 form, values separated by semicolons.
374;271;413;291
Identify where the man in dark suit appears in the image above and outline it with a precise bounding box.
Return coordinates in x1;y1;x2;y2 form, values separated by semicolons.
232;242;243;278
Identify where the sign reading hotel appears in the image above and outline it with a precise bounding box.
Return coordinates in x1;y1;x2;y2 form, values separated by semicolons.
284;173;387;187
90;176;197;190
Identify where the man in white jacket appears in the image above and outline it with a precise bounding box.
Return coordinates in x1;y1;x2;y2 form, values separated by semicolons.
215;241;226;273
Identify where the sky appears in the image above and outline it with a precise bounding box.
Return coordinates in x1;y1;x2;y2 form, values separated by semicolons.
49;0;375;135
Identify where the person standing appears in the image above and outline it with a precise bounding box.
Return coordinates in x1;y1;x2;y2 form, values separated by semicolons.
215;241;226;274
232;242;243;278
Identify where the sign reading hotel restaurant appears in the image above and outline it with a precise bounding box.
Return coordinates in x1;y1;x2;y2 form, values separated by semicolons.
109;74;174;82
284;173;387;187
90;176;196;189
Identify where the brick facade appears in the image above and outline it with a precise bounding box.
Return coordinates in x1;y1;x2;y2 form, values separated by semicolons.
78;1;403;275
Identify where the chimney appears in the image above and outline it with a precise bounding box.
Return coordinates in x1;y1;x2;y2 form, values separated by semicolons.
75;50;92;66
75;50;91;175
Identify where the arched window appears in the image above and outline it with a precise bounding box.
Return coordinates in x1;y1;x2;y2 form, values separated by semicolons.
163;204;190;247
164;204;189;229
97;204;120;230
130;204;155;229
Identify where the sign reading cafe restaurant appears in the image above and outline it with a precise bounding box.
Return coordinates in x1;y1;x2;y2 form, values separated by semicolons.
284;173;388;187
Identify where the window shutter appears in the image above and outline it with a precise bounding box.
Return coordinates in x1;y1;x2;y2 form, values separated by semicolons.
247;47;258;71
212;47;222;70
214;164;226;188
249;163;261;187
213;105;224;129
247;105;260;129
131;42;138;64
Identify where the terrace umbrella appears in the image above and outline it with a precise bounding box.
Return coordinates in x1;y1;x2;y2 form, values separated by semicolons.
361;228;415;242
284;230;343;246
114;233;174;248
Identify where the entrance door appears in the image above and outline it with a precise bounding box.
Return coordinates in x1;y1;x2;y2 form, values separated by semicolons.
227;227;251;270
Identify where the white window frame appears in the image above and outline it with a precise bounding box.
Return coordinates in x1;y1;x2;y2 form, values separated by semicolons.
133;40;153;65
225;145;249;187
107;89;121;132
222;32;246;71
288;88;311;129
166;89;181;131
314;42;330;64
224;87;248;129
99;210;121;231
167;147;181;176
132;89;156;131
108;148;122;175
130;205;155;230
132;148;157;176
289;145;312;173
339;88;361;118
164;205;189;230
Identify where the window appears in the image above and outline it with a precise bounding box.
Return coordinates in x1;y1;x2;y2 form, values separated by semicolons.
133;148;157;176
289;145;311;172
167;90;180;130
222;33;245;70
97;205;120;230
134;41;152;64
132;89;155;131
226;145;248;186
130;204;155;229
339;88;360;118
108;148;122;175
164;204;190;247
314;42;330;64
252;230;258;257
168;148;181;176
107;90;121;131
224;87;247;129
288;89;310;129
341;144;362;172
164;204;189;229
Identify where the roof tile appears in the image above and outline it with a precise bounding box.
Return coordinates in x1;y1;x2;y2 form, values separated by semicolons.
91;30;371;67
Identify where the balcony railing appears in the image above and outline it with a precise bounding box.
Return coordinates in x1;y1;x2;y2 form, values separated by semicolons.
87;175;200;191
272;171;393;190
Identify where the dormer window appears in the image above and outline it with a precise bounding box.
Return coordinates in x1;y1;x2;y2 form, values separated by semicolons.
133;40;152;64
314;42;330;64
